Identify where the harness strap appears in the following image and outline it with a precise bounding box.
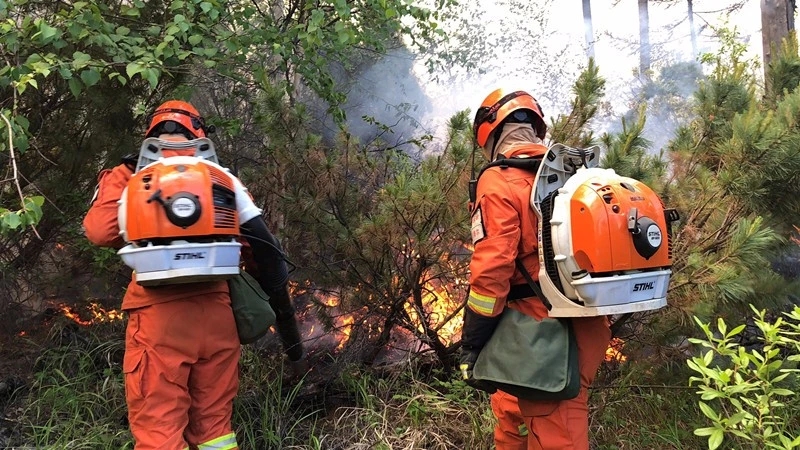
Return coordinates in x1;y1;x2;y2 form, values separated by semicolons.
514;259;552;311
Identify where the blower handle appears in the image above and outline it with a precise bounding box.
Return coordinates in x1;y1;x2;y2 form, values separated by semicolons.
146;189;166;206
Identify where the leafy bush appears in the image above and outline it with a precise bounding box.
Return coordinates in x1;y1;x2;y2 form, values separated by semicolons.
687;305;800;449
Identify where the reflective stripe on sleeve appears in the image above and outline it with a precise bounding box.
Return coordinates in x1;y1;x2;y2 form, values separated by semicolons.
468;290;496;315
198;432;238;450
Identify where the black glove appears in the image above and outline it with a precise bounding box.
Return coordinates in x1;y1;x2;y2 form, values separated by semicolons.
459;348;496;394
121;153;137;172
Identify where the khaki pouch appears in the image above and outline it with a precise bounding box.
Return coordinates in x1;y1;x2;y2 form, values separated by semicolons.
473;309;580;401
228;270;276;344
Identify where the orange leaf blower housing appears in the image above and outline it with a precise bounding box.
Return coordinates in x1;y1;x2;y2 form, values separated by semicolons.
124;159;238;242
533;144;679;317
568;178;670;273
118;138;243;286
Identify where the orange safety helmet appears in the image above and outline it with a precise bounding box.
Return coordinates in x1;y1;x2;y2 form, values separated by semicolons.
472;89;547;148
145;100;213;139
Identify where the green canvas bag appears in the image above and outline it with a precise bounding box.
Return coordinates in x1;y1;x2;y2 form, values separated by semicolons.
472;308;580;401
228;270;277;345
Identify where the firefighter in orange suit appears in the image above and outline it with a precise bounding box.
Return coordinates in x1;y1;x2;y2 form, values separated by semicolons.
83;100;306;450
459;89;611;450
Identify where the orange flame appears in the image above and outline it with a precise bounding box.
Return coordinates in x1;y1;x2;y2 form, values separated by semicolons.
404;281;463;346
58;302;125;326
336;315;354;350
605;337;627;362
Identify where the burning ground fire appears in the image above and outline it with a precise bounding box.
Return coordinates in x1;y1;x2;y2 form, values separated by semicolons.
56;302;125;326
17;302;125;336
605;337;627;362
46;285;627;365
291;279;627;363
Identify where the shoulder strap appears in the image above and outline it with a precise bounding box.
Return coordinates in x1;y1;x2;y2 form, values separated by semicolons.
469;156;542;203
514;259;552;311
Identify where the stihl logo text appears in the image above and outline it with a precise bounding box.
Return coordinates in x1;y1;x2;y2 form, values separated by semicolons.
633;282;654;292
174;252;206;260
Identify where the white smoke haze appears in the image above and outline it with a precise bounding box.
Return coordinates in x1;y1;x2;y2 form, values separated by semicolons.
302;46;434;150
306;1;766;155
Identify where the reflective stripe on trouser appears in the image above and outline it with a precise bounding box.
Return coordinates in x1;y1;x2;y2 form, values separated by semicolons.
124;293;240;450
198;432;238;450
491;390;527;450
518;315;611;450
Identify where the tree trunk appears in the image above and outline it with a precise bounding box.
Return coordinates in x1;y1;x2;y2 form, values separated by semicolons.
761;0;795;70
688;0;698;59
638;0;651;77
583;0;595;59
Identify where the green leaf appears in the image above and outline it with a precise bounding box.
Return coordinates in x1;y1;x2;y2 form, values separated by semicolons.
709;429;724;450
770;388;795;396
14;115;29;131
694;427;716;437
717;317;727;336
703;350;714;366
3;213;22;230
12;133;29;152
726;324;746;338
199;1;212;12
38;22;59;43
122;6;140;16
80;68;100;87
68;77;83;97
698;401;719;421
72;51;91;69
142;68;159;88
23;197;43;221
126;62;144;79
58;66;72;79
188;34;202;45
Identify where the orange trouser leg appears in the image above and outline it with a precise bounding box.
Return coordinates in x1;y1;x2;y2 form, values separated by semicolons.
184;296;240;448
519;316;611;450
491;390;528;450
123;294;240;450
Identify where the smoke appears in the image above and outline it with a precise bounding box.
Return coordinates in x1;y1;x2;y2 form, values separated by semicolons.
302;46;434;151
414;0;764;153
574;0;763;153
302;0;763;156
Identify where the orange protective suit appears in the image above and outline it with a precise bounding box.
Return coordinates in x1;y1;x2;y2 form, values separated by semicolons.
491;390;527;450
466;135;610;450
84;163;240;450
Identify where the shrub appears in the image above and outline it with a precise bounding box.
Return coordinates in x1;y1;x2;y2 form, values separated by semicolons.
687;305;800;449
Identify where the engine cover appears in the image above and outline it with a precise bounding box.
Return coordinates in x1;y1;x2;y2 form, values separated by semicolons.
117;140;242;286
532;144;674;317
